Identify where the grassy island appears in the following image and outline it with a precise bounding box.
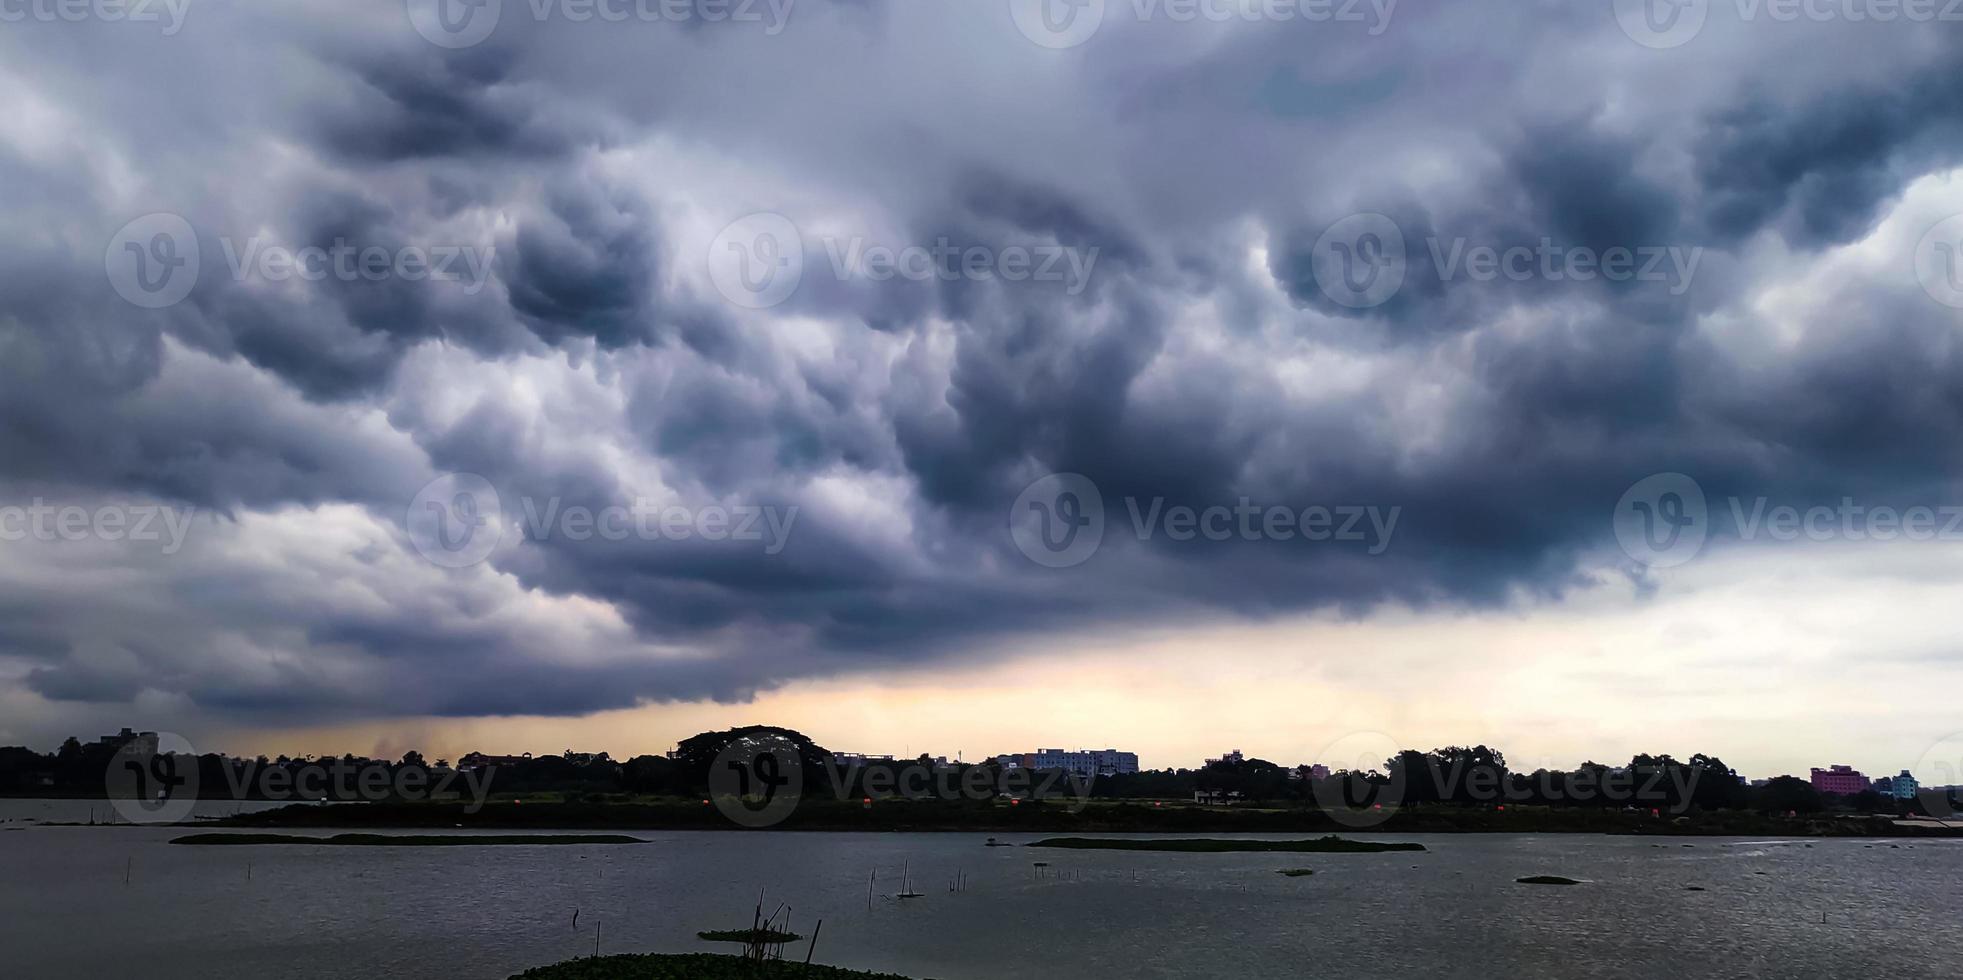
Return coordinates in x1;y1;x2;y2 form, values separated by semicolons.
169;833;647;847
1027;835;1426;853
696;929;804;944
510;954;912;979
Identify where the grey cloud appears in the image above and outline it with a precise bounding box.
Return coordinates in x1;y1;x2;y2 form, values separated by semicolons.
3;5;1963;734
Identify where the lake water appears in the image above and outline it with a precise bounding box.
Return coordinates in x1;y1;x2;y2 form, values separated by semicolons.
2;809;1957;979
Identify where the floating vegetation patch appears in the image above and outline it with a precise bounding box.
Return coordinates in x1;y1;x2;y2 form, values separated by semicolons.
170;833;647;847
1029;836;1425;854
697;929;804;945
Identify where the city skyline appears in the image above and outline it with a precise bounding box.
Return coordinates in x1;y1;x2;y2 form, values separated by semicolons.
15;716;1955;790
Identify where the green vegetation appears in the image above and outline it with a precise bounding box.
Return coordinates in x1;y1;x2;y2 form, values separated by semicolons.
169;833;646;846
1515;875;1582;885
1276;868;1315;876
1027;835;1425;853
509;954;912;979
696;929;804;945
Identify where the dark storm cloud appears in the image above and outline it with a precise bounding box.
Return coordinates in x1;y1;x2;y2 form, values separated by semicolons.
4;2;1963;735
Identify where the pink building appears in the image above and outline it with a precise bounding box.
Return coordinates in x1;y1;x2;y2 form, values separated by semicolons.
1810;765;1869;796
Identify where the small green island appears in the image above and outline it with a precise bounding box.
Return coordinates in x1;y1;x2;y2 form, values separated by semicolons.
696;929;804;945
169;833;648;847
1027;835;1426;853
510;954;914;979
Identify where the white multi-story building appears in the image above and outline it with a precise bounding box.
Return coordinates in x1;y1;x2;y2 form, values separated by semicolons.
1031;748;1140;777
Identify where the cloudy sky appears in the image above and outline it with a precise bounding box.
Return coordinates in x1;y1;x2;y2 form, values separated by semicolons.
3;0;1963;779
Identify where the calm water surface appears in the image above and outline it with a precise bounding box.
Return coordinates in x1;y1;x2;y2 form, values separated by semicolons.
1;808;1956;979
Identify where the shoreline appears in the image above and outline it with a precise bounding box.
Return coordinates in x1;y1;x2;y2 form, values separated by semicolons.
21;798;1950;838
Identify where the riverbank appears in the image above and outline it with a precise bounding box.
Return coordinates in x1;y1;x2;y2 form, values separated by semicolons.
192;797;1963;837
510;954;912;979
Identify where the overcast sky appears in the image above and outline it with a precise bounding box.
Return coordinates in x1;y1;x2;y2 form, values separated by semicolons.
3;1;1963;779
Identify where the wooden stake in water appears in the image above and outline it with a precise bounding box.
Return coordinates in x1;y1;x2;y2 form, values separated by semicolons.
867;869;876;910
804;919;824;967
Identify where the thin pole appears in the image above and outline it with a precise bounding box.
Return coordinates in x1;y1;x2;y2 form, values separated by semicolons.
804;919;824;967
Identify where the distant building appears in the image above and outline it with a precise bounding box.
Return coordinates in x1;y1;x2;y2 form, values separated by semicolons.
1205;749;1245;767
991;753;1036;770
1873;775;1895;796
1031;748;1140;777
829;752;896;765
1810;765;1869;796
1890;770;1919;801
96;729;160;757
